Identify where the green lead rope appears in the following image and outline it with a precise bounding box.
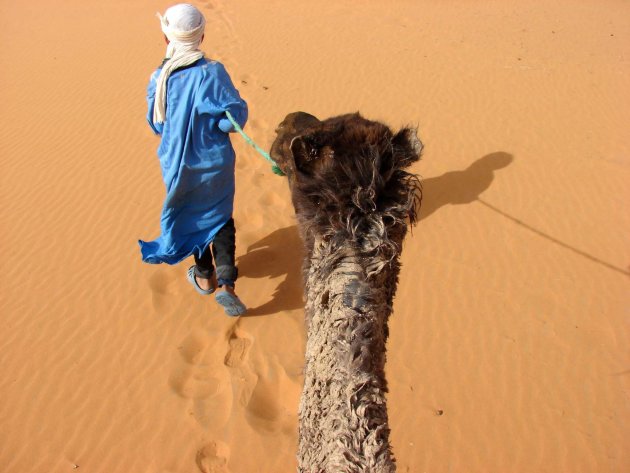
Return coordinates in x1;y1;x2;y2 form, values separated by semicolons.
225;110;285;176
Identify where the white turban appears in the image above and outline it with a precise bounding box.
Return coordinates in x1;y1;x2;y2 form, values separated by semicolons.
153;4;206;124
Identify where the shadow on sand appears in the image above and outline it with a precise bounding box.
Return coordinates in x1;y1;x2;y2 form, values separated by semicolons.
238;150;627;317
422;151;629;276
237;225;305;316
239;153;516;317
419;152;514;221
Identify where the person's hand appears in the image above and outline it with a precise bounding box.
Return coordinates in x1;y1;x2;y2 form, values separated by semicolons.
218;117;235;133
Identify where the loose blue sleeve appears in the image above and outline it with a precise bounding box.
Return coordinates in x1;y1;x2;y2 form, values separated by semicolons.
197;63;248;133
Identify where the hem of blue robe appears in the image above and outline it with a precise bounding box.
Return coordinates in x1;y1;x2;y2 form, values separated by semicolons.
138;236;214;265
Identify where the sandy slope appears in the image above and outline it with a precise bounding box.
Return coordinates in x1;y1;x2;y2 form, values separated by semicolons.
0;0;628;472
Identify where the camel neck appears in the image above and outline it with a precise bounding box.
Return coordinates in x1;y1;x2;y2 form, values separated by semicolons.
298;240;396;472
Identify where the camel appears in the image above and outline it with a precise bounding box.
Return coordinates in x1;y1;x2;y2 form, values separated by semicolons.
270;112;423;472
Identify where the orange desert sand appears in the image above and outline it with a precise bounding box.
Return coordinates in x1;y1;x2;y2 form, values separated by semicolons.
0;0;628;472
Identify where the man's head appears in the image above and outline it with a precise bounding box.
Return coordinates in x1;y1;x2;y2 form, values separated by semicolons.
159;3;205;49
152;4;207;124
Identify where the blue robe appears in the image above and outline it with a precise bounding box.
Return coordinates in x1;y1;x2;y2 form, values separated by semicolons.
139;58;248;264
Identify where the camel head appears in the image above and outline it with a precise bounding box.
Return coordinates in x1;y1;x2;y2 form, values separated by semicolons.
270;112;423;261
271;113;424;471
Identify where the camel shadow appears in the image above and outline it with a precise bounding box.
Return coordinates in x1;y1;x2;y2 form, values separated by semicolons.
419;152;514;221
238;152;514;316
420;151;630;276
237;225;305;316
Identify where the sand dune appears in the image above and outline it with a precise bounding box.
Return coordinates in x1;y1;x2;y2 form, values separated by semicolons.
0;0;628;472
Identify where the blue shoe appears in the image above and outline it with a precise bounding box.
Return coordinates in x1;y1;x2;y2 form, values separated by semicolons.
215;291;247;317
187;266;215;296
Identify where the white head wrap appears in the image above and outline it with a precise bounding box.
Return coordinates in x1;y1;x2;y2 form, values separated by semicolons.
153;4;206;124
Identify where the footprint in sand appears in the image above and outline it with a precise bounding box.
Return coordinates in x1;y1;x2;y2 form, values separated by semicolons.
247;118;270;131
258;190;285;208
243;358;300;435
233;116;274;175
201;0;238;44
170;327;256;430
196;440;231;473
169;330;233;430
224;328;252;368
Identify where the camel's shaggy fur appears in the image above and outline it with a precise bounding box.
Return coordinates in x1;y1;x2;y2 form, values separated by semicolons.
270;112;422;472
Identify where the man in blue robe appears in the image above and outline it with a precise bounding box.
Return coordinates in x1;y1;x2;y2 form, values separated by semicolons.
139;4;248;316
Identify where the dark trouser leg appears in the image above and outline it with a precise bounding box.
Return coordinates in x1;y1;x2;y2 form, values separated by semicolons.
212;218;238;287
194;244;214;279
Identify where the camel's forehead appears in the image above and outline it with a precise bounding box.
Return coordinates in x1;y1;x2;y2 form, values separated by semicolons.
323;116;393;147
276;112;320;135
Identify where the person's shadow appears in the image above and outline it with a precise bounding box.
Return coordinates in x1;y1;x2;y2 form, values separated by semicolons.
237;225;305;316
419;152;514;221
239;152;514;316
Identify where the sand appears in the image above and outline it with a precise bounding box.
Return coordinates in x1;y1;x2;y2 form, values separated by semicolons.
0;0;628;471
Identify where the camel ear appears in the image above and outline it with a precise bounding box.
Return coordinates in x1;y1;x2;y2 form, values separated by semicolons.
290;135;307;160
290;135;319;175
392;127;423;168
289;136;306;172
